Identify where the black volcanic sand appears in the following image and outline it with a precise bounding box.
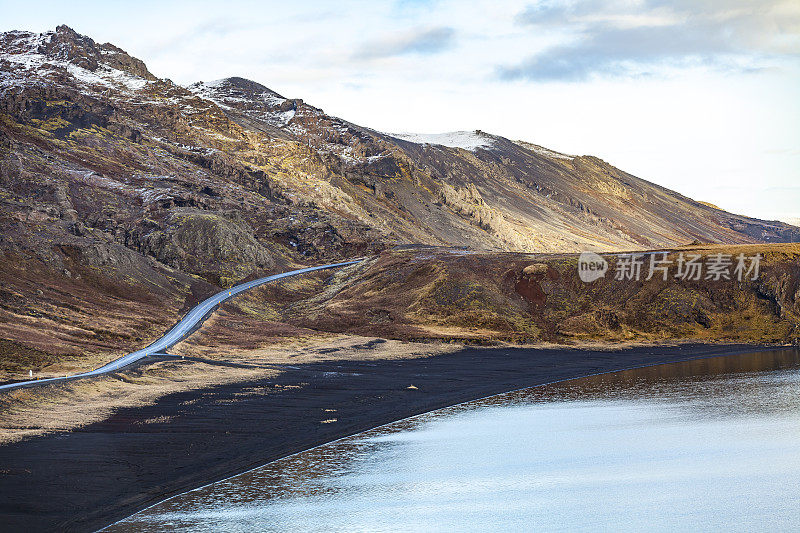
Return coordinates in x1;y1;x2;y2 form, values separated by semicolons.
0;343;782;531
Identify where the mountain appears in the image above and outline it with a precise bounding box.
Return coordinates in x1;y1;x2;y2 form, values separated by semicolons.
3;25;798;258
1;25;799;372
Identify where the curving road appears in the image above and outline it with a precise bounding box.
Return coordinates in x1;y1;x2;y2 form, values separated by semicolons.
0;260;362;393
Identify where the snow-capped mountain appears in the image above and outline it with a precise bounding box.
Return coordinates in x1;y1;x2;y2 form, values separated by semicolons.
1;24;798;285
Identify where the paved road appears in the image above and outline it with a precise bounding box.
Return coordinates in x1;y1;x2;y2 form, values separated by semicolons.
0;260;362;392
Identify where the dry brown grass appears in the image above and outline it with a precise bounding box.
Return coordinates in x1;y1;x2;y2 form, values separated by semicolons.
0;249;205;382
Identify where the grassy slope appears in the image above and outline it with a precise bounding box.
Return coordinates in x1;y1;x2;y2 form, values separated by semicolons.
269;244;800;345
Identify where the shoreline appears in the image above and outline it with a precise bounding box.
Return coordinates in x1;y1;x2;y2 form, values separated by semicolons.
0;343;787;531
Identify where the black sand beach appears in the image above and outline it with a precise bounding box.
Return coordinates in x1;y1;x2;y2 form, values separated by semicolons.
0;343;780;531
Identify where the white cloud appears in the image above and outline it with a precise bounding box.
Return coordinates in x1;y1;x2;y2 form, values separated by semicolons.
353;26;456;59
501;0;800;80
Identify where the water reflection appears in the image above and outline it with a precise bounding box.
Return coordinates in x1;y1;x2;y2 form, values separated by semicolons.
109;349;800;532
515;348;800;418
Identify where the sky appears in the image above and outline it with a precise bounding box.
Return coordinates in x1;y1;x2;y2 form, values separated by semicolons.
2;0;799;223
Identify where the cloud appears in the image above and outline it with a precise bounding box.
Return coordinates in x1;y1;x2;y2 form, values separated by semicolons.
499;22;741;81
499;0;800;81
514;0;602;26
354;26;455;60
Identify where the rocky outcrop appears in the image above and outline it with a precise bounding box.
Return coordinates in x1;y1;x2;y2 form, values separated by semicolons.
141;212;275;286
39;25;157;80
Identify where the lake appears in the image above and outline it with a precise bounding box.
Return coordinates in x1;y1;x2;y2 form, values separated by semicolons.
108;348;800;532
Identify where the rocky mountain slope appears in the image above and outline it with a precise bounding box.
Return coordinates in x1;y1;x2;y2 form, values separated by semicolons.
0;25;798;375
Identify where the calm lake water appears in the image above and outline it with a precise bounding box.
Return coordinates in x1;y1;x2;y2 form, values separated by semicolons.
109;348;800;532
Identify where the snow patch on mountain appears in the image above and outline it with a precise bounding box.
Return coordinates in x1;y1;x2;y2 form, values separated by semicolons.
0;30;150;93
388;131;495;151
527;145;574;161
187;79;295;127
514;140;575;161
